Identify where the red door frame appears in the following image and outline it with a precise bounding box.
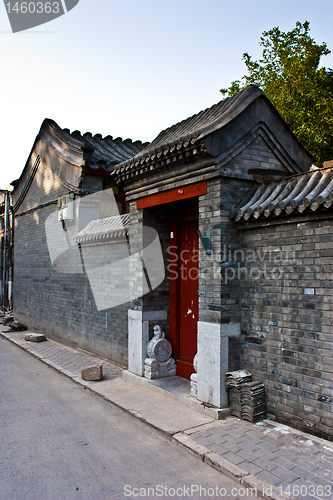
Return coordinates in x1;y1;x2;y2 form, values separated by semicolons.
135;181;206;380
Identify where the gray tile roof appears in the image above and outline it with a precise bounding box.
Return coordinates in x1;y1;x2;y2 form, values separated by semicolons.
231;167;333;222
114;86;274;175
73;214;130;243
64;127;149;173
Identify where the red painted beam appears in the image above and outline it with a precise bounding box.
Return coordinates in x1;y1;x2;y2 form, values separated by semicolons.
136;181;207;209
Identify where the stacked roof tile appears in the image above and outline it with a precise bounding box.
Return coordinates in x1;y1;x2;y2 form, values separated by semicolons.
231;167;333;222
65;128;149;172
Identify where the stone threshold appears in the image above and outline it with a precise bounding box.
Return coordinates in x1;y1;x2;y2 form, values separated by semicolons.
122;371;230;420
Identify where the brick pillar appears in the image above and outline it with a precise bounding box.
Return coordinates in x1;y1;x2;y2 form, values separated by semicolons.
127;202;169;376
196;176;251;406
197;321;240;407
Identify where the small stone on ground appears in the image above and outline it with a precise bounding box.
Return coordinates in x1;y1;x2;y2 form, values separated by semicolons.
24;333;47;342
81;364;103;381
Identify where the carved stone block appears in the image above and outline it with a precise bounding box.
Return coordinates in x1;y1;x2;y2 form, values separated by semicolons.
144;358;176;380
144;325;176;379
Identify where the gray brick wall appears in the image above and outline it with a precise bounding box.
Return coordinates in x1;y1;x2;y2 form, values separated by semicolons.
14;164;128;366
235;217;333;439
219;135;286;178
128;201;175;339
198;176;253;323
142;206;170;338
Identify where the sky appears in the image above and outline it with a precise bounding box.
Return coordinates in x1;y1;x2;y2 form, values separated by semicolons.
0;0;332;189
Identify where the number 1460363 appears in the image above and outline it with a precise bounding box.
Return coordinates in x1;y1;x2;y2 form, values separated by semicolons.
6;2;60;14
279;484;331;497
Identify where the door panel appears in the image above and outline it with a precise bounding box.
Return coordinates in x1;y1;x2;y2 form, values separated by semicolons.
169;218;199;379
179;221;198;363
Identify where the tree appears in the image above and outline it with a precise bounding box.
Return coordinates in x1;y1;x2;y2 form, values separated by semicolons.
220;21;333;165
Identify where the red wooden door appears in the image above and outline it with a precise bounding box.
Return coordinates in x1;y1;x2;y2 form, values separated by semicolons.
169;218;199;379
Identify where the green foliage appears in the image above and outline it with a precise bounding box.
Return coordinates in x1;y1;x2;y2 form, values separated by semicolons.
220;21;333;165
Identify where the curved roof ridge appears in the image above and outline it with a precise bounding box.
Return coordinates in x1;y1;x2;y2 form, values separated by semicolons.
11;118;147;209
115;86;265;171
140;96;234;154
58;124;148;166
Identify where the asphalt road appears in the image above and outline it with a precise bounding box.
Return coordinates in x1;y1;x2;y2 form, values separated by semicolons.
0;336;258;500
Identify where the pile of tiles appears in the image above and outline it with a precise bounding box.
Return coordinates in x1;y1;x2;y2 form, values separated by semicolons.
225;370;252;419
225;370;266;423
241;381;266;423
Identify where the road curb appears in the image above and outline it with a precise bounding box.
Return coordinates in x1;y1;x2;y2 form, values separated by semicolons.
1;330;297;500
172;433;296;500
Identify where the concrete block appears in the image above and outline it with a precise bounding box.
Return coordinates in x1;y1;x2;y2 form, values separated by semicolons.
128;310;149;376
24;333;47;342
197;321;240;408
81;364;103;381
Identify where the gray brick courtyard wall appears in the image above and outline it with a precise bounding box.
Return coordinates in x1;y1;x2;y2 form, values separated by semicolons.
198;176;253;324
13;162;128;366
128;201;172;339
142;206;171;337
235;215;333;440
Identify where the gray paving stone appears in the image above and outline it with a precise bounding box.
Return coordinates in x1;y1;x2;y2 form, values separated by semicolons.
254;457;283;472
270;466;300;483
312;476;333;490
223;442;242;454
308;456;333;472
293;458;322;473
314;467;333;481
256;469;283;486
197;431;213;438
208;443;229;455
240;442;260;453
214;437;229;445
303;446;325;457
260;442;279;454
274;449;299;463
261;436;282;446
290;465;319;483
223;451;245;465
195;435;216;446
270;456;298;471
243;436;263;446
239;461;263;474
286;479;322;500
237;448;260;461
273;481;292;497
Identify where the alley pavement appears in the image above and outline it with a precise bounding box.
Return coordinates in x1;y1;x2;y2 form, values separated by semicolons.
1;325;332;500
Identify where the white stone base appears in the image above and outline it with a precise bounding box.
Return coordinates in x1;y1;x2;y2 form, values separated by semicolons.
144;358;176;379
128;310;149;376
190;373;197;397
197;321;240;408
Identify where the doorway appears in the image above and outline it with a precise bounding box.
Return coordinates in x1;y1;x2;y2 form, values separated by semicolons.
169;205;199;379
